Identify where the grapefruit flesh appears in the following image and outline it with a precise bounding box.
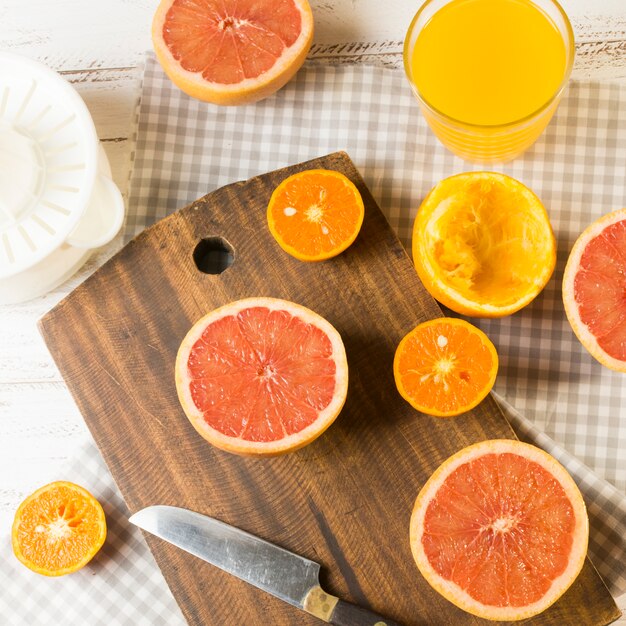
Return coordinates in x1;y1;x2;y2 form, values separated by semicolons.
410;440;588;621
152;0;314;105
176;298;348;455
563;208;626;371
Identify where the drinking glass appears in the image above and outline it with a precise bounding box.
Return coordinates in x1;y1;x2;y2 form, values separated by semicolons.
403;0;575;163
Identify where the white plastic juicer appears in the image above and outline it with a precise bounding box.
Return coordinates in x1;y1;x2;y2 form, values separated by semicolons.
0;51;125;304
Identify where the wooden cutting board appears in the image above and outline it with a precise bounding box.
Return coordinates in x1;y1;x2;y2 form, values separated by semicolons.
39;152;619;626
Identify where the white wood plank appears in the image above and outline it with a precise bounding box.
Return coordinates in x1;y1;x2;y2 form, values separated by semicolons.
0;0;624;73
0;384;91;530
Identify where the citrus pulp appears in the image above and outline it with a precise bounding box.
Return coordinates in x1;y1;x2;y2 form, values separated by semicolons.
410;439;588;621
267;169;365;261
12;481;107;577
563;207;626;372
412;172;556;317
175;297;348;455
152;0;314;105
394;318;498;417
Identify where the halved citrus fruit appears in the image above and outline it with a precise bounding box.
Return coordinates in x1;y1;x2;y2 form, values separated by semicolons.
152;0;314;105
12;481;107;577
563;208;626;372
412;172;556;317
410;439;589;621
175;297;348;455
393;317;498;417
267;169;365;261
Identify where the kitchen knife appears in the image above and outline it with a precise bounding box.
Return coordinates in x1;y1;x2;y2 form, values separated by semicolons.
130;505;402;626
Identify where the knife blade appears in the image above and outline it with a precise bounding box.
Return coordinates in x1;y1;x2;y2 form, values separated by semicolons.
129;505;401;626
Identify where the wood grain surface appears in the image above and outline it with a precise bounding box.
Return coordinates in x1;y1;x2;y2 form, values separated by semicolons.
38;152;619;625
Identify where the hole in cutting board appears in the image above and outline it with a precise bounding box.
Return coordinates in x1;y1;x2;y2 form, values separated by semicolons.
193;237;234;274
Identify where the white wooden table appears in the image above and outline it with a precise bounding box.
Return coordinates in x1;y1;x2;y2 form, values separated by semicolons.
1;0;625;622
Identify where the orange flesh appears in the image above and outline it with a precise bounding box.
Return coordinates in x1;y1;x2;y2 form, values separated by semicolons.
422;452;575;607
162;0;302;84
14;484;105;573
396;321;495;415
573;219;626;360
268;170;364;259
187;306;337;441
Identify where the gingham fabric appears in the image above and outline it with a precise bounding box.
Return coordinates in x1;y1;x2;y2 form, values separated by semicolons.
2;55;625;624
127;54;626;596
0;442;186;625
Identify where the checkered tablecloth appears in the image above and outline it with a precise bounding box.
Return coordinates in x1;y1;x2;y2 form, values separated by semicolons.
2;55;625;624
0;445;185;625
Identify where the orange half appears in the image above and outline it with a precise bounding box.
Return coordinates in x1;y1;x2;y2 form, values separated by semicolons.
413;172;556;317
393;317;498;417
267;169;365;261
12;481;107;576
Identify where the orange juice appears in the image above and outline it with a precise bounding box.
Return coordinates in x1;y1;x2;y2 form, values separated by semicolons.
404;0;574;162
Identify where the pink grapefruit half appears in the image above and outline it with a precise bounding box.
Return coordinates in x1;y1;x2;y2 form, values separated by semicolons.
152;0;314;105
175;297;348;455
410;439;588;621
563;208;626;372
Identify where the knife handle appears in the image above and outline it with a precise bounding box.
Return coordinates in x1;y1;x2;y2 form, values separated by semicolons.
328;599;402;626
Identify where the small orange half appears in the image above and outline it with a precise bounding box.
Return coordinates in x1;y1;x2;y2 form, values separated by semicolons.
267;169;365;261
394;317;498;417
12;481;107;576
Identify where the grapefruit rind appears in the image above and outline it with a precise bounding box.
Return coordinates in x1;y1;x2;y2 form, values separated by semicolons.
562;208;626;373
410;439;589;621
151;0;314;105
267;169;365;262
12;481;107;577
175;297;348;456
393;318;499;417
412;172;556;318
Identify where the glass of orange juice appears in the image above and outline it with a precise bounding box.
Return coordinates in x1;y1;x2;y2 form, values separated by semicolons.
404;0;575;163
